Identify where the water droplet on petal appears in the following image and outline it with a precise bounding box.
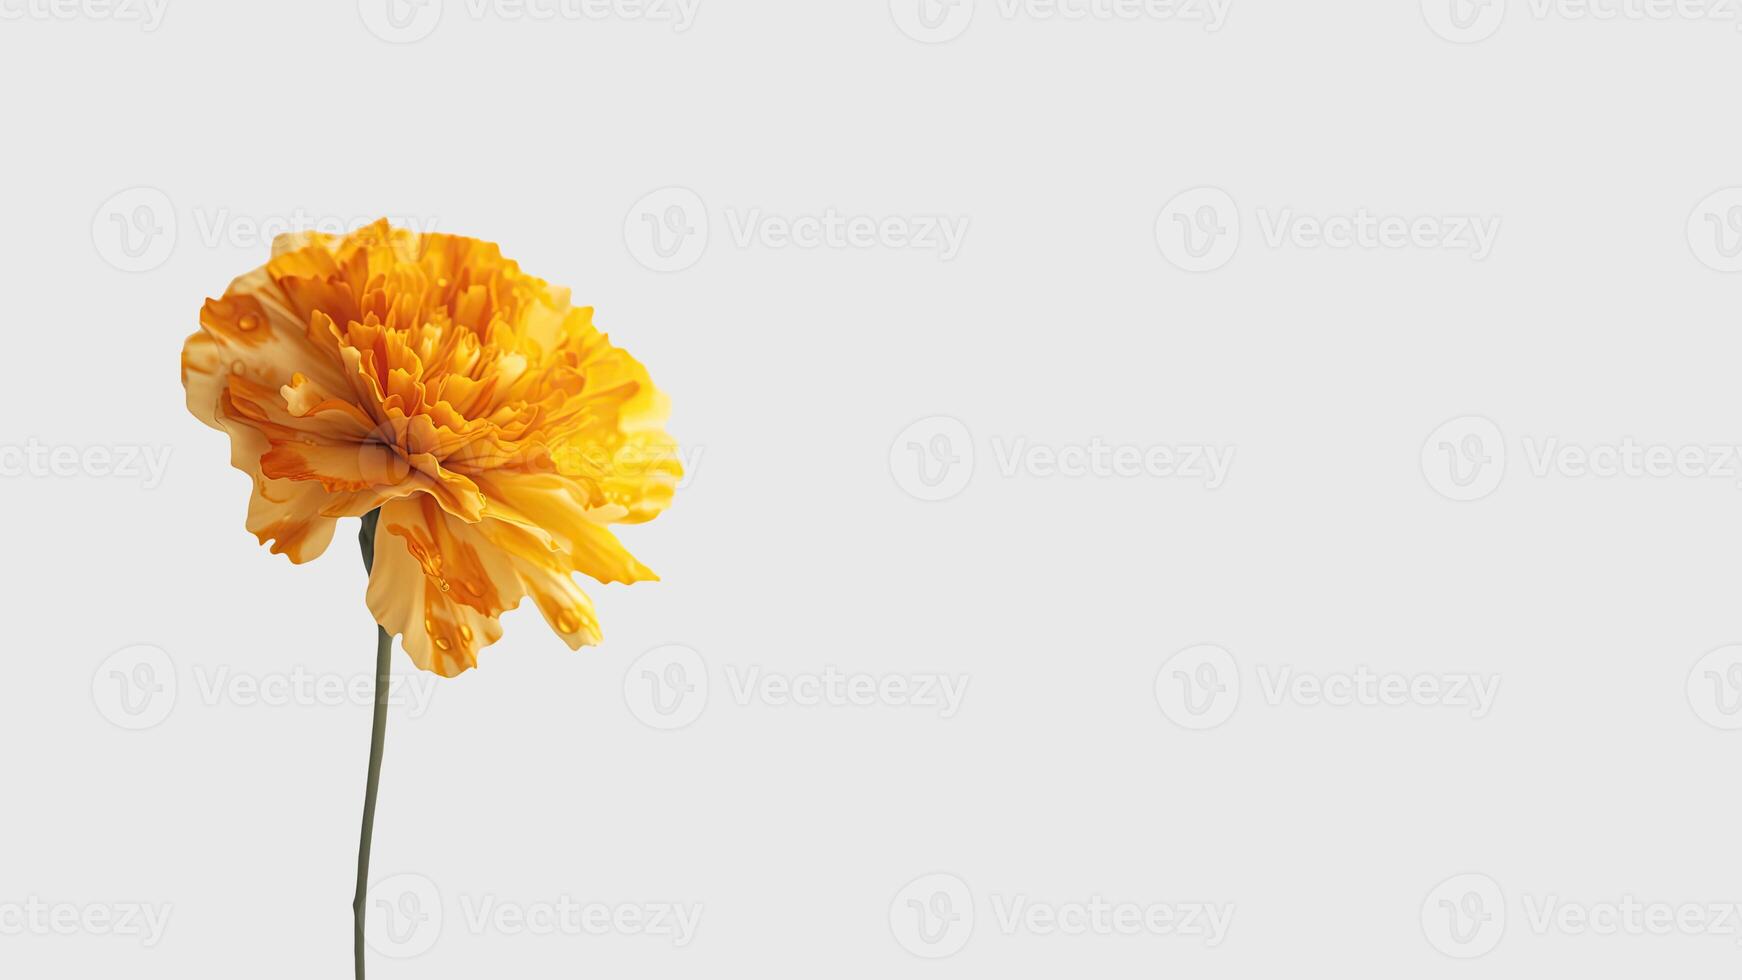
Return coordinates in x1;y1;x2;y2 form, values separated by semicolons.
237;313;261;331
458;624;474;641
556;612;579;633
230;360;247;374
424;618;437;635
437;578;451;593
435;636;453;651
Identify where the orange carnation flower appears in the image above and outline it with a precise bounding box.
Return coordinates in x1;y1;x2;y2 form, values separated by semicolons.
183;219;682;978
181;220;680;675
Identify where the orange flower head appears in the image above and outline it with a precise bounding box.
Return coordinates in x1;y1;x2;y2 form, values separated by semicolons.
182;221;680;676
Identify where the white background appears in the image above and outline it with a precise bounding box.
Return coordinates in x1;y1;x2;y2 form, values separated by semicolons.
3;0;1742;975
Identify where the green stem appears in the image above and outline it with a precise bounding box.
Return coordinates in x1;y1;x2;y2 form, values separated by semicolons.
353;509;389;980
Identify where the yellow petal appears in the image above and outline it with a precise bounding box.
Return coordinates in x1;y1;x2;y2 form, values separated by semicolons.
365;497;521;676
478;520;603;650
475;472;659;584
